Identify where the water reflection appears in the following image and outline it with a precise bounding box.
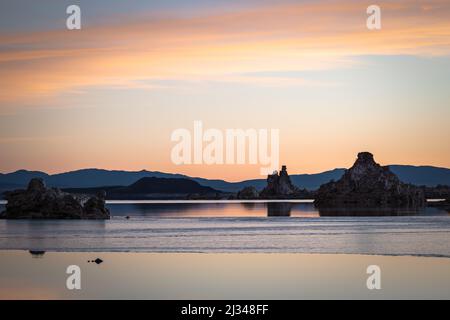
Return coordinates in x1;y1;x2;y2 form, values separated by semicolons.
3;219;107;253
267;203;292;217
105;201;449;218
318;207;424;217
3;199;449;218
241;202;257;210
2;251;450;299
108;202;313;217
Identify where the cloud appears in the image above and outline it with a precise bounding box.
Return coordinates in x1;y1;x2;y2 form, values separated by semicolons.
0;0;449;108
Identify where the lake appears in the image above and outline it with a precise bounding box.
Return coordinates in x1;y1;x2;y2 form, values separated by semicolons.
1;200;450;299
1;251;450;299
0;200;449;255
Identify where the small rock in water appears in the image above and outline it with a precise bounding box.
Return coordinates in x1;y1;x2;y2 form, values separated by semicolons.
29;250;46;258
88;258;103;264
126;216;130;220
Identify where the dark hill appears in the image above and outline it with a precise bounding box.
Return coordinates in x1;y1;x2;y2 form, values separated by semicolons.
120;177;218;194
64;177;220;200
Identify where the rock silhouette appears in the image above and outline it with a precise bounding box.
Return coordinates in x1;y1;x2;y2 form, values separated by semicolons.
63;177;220;200
236;186;259;199
315;152;425;208
29;250;46;258
1;178;110;219
260;166;308;199
88;258;104;264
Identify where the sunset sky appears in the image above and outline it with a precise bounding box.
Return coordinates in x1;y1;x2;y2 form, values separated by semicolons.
0;0;449;181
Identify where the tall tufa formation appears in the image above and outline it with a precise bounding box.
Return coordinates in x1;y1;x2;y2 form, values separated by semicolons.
260;165;301;199
314;152;425;208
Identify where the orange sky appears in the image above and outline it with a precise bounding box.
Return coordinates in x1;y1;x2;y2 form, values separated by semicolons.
0;0;449;180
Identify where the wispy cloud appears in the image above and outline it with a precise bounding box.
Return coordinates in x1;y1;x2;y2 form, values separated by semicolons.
0;0;449;108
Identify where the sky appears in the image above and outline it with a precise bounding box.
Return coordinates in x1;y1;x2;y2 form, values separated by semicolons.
0;0;449;181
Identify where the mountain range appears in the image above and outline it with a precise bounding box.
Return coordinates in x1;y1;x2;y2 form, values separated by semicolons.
1;165;449;197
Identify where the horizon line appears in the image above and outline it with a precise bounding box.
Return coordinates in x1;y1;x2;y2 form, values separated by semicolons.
1;163;449;183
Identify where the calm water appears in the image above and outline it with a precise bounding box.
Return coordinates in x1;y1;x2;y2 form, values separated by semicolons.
1;200;450;299
2;251;450;299
0;201;449;256
106;200;450;217
1;200;448;218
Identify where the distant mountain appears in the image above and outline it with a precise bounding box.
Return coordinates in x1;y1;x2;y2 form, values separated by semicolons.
0;169;185;189
1;165;449;196
49;169;187;188
193;169;346;192
0;170;49;185
117;177;218;194
290;169;346;191
192;177;266;193
389;165;450;187
64;177;219;200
